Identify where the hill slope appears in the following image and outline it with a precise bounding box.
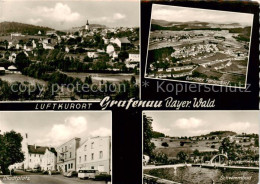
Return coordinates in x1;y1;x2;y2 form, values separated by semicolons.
0;21;54;34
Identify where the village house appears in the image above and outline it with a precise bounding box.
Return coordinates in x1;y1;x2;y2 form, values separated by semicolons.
42;148;57;171
111;37;131;49
128;51;140;62
76;136;111;174
56;137;81;173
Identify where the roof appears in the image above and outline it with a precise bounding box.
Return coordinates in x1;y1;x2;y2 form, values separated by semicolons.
118;37;130;44
48;148;57;156
8;65;17;70
28;145;48;154
0;67;5;71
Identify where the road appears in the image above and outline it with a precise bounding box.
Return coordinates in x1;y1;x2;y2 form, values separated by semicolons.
0;170;106;184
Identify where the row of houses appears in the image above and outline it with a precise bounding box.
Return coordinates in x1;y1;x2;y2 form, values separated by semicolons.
0;65;19;75
10;134;111;174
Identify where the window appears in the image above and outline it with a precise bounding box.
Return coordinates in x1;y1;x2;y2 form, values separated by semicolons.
70;152;71;158
91;142;94;149
62;148;63;152
68;164;70;169
65;153;67;159
34;154;36;157
91;166;94;169
99;151;103;159
65;146;67;151
91;153;94;160
84;145;87;151
30;159;31;162
84;155;87;161
79;156;81;163
71;163;73;168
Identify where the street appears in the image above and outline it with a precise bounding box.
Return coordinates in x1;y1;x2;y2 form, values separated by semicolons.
0;170;106;184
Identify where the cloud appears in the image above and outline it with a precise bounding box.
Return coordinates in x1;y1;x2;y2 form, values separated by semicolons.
220;122;254;133
90;127;111;137
152;121;170;135
174;117;204;129
36;3;80;22
94;13;126;23
35;116;87;146
113;13;126;20
28;18;42;25
152;4;253;26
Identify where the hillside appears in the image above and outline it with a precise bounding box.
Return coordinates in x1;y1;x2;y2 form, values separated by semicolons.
0;21;54;35
206;131;237;137
69;24;107;32
151;19;245;31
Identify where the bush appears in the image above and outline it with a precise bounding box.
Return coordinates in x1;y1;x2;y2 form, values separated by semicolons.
42;170;48;175
94;174;111;181
161;142;169;147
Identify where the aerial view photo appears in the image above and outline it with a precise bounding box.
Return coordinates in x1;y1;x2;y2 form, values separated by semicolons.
145;4;253;88
0;0;139;101
143;111;259;184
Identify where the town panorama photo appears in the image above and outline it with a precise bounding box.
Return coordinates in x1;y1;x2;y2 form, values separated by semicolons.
0;1;140;101
145;4;253;88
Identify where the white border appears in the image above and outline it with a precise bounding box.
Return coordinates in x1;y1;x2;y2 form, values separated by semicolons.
144;4;254;89
142;110;259;184
0;110;113;184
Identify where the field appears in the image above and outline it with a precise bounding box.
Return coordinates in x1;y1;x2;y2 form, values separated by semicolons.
152;138;220;158
63;72;139;84
0;73;47;86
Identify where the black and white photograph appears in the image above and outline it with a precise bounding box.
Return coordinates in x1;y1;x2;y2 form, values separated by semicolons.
145;4;253;88
0;0;139;101
143;111;259;184
0;111;112;184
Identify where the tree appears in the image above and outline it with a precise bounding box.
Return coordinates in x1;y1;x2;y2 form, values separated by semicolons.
193;149;200;157
118;51;129;62
219;138;236;160
85;75;93;85
143;114;155;157
255;138;259;147
15;52;31;71
177;151;188;163
0;131;24;174
161;142;169;147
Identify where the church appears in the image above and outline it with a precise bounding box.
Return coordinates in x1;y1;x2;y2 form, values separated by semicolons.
79;19;92;37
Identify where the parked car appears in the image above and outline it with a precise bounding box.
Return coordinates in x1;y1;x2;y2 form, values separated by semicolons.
94;173;111;181
32;167;41;172
78;170;99;179
66;171;77;177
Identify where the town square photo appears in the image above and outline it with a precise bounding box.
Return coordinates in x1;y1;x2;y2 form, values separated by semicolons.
0;0;139;101
143;111;259;184
145;4;253;88
0;111;112;184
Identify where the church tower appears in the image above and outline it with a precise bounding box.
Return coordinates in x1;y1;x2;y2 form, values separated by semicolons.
85;20;90;31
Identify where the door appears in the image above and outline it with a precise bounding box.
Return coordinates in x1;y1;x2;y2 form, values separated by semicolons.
65;164;67;172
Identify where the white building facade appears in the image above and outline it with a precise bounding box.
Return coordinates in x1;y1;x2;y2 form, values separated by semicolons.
76;136;111;174
42;148;57;171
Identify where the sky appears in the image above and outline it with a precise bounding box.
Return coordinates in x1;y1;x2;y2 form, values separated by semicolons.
144;111;259;137
0;111;112;147
152;4;254;26
0;0;139;30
